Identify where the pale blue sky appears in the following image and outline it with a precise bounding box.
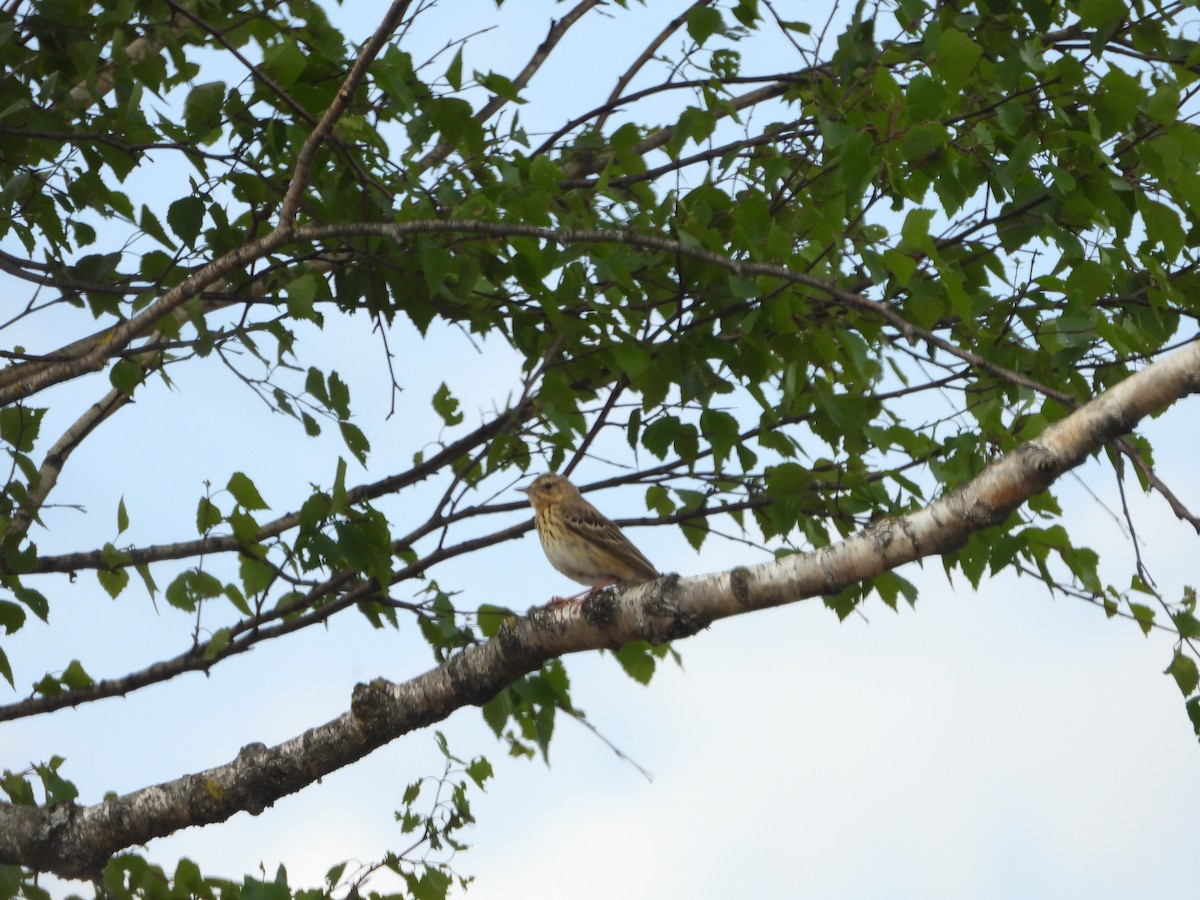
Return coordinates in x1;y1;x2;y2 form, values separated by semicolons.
3;2;1199;898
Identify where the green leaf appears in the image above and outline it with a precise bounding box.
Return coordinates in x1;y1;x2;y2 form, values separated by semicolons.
60;660;93;690
883;248;918;283
1129;602;1155;635
196;496;222;534
874;571;918;610
936;29;982;91
191;570;224;599
477;604;515;638
534;703;555;761
445;46;464;91
13;585;48;621
239;555;275;596
1187;697;1200;739
262;39;307;86
204;627;232;662
335;514;393;584
732;0;759;27
97;566;130;600
645;484;675;516
687;6;723;44
1;770;33;804
432;382;464;426
331;457;349;513
306;367;330;407
164;573;195;612
614;640;656;685
681;520;707;551
183;81;225;134
1171;610;1200;641
1136;194;1185;256
402;779;422;806
227;471;268;511
764;462;809;497
109;358;143;396
1094;67;1142;137
642;416;680;460
224;583;252;617
406;867;451;900
476;71;524;103
164;569;223;613
139;205;176;250
325;862;349;890
1078;0;1127;28
481;690;512;737
339;422;370;465
135;563;158;599
327;372;351;418
0;600;24;634
611;343;652;379
228;506;260;545
901;207;934;246
32;673;59;697
35;757;79;805
466;756;493;788
700;409;739;469
167;196;205;248
0;406;45;452
1165;650;1199;697
140;250;175;282
285;273;321;323
173;858;209;895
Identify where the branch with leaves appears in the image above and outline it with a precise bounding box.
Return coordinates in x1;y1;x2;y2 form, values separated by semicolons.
1;336;1195;879
2;1;1200;894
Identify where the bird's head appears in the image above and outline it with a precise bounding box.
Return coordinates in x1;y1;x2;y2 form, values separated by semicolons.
518;473;580;511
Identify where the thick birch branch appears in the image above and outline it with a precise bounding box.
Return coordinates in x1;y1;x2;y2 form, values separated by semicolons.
2;339;1196;880
0;228;296;407
63;17;188;110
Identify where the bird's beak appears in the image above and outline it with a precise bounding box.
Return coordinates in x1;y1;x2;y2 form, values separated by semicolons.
517;485;530;495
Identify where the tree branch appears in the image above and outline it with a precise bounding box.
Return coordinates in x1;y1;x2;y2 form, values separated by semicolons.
0;226;297;407
593;0;714;135
61;15;188;110
416;0;604;172
292;219;1078;404
276;0;413;229
0;400;535;721
2;339;1196;879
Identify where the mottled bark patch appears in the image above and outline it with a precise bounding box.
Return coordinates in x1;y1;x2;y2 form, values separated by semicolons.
582;587;618;627
444;650;496;707
644;575;706;641
350;679;392;724
730;567;752;606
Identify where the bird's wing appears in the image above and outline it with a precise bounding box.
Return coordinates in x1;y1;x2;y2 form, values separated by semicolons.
561;503;660;582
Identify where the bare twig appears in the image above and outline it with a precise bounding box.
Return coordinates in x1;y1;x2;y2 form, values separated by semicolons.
593;0;714;134
417;0;604;171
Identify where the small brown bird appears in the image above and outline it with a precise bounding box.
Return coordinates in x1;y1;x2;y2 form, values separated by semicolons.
519;473;659;601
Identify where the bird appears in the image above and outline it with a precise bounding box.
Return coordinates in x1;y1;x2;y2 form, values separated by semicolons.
518;473;659;603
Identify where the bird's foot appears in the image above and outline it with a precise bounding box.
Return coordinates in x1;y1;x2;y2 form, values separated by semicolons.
542;580;616;609
543;595;584;609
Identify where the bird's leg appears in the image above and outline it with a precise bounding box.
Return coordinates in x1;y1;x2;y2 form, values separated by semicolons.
544;578;617;609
